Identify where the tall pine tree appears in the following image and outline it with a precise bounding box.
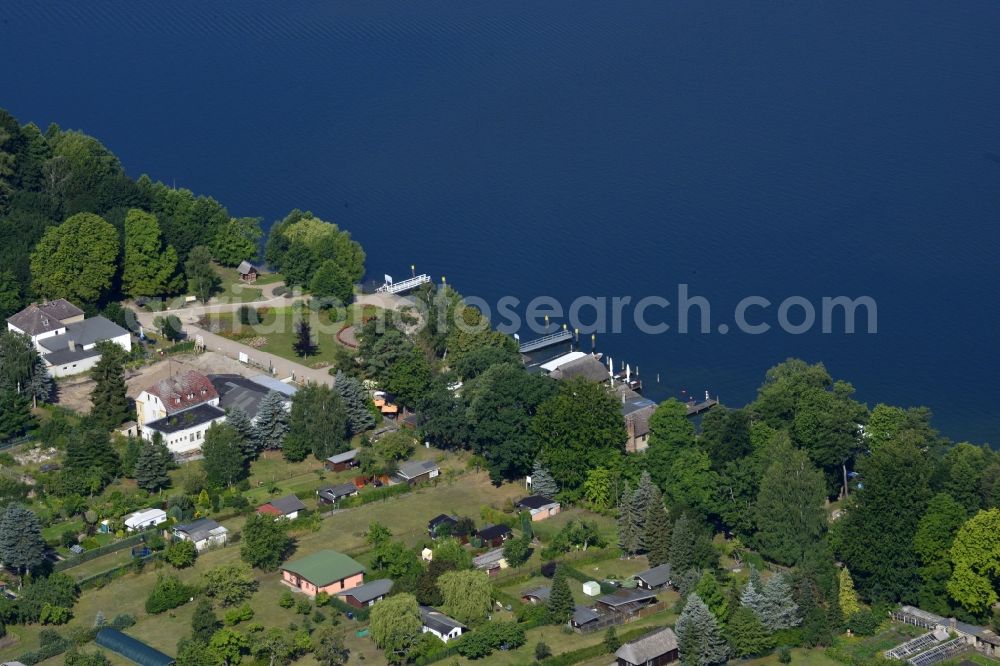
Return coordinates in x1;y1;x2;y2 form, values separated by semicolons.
531;460;559;497
134;436;171;492
547;565;574;624
632;471;655;551
0;504;46;577
89;341;131;430
617;483;639;558
740;578;767;622
760;574;801;631
644;485;671;566
225;407;257;460
676;593;730;666
252;391;289;450
334;372;375;435
202;423;247;487
838;568;861;618
726;606;773;658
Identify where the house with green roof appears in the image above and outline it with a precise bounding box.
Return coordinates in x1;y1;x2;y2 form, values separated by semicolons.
280;549;366;597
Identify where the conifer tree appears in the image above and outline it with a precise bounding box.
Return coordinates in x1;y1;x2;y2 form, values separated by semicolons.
670;513;705;573
225;407;257;460
27;356;54;408
547;565;574;624
644;485;671;567
760;574;801;631
531;460;559;497
334;372;375;435
202;423;248;488
0;503;46;577
632;471;655;550
726;606;773;657
748;565;763;595
676;593;730;666
617;483;639;557
252;391;289;450
695;571;728;619
89;341;130;430
740;579;767;620
838;567;861;618
134;437;171;492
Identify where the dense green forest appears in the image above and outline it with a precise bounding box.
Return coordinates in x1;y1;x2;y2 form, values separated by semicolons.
0;108;364;318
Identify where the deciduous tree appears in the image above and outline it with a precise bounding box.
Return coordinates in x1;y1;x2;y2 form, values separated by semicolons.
437;570;492;624
31;212;118;303
240;513;292;571
534;378;626;494
122;209;180;297
284;383;348;462
202;423;248;487
369;593;422;664
948;508;1000;614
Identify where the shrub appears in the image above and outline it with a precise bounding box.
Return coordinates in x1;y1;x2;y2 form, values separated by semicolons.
279;590;295;608
39;604;72;625
164;540;198;568
223;604;254;626
145;575;194;614
847;610;880;636
778;646;792;664
455;621;525;659
535;642;552;660
273;286;289;296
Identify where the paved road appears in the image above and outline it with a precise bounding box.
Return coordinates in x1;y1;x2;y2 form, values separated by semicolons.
132;286;412;387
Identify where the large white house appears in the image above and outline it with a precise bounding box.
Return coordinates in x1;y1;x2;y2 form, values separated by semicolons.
135;370;220;426
6;300;132;377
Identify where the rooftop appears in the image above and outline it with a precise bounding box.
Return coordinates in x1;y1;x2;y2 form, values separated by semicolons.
211;374;272;419
326;449;359;465
420;606;465;634
95;628;174;666
249;374;298;397
282;550;365;587
539;351;587;373
341;578;393;603
615;627;678;664
145;403;226;434
517;495;558;510
260;494;306;515
7;299;84;336
633;563;671;588
397;459;439;479
477;524;512;540
572;606;600;625
145;370;218;414
319;483;358;500
597;588;658;607
473;548;505;569
175;518;226;543
38;316;129;353
522;586;551;601
548;354;610;383
237;260;257;274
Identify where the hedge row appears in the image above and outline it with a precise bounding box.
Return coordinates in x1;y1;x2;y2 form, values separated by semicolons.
54;528;159;572
339;482;414;508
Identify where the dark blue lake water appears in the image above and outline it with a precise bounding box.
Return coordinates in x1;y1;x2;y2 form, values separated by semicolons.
3;1;999;444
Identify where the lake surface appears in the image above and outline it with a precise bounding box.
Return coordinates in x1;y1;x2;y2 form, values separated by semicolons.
3;1;999;444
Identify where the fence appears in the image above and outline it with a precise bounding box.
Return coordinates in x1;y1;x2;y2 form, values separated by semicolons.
54;527;160;572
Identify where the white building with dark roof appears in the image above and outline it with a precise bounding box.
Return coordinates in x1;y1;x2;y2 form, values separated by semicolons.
7;300;131;377
142;403;227;455
136;370;219;426
419;606;466;643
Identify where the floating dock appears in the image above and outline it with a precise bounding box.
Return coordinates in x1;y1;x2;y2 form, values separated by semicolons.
518;329;574;354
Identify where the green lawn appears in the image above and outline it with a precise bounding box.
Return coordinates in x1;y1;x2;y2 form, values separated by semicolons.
212;264;282;303
199;303;379;369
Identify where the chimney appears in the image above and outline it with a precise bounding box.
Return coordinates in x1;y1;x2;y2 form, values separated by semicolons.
68;339;76;351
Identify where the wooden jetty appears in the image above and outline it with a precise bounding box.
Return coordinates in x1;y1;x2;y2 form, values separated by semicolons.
686;395;719;416
518;329;574;354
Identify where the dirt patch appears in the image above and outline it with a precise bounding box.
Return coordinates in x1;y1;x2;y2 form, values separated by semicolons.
125;351;263;398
